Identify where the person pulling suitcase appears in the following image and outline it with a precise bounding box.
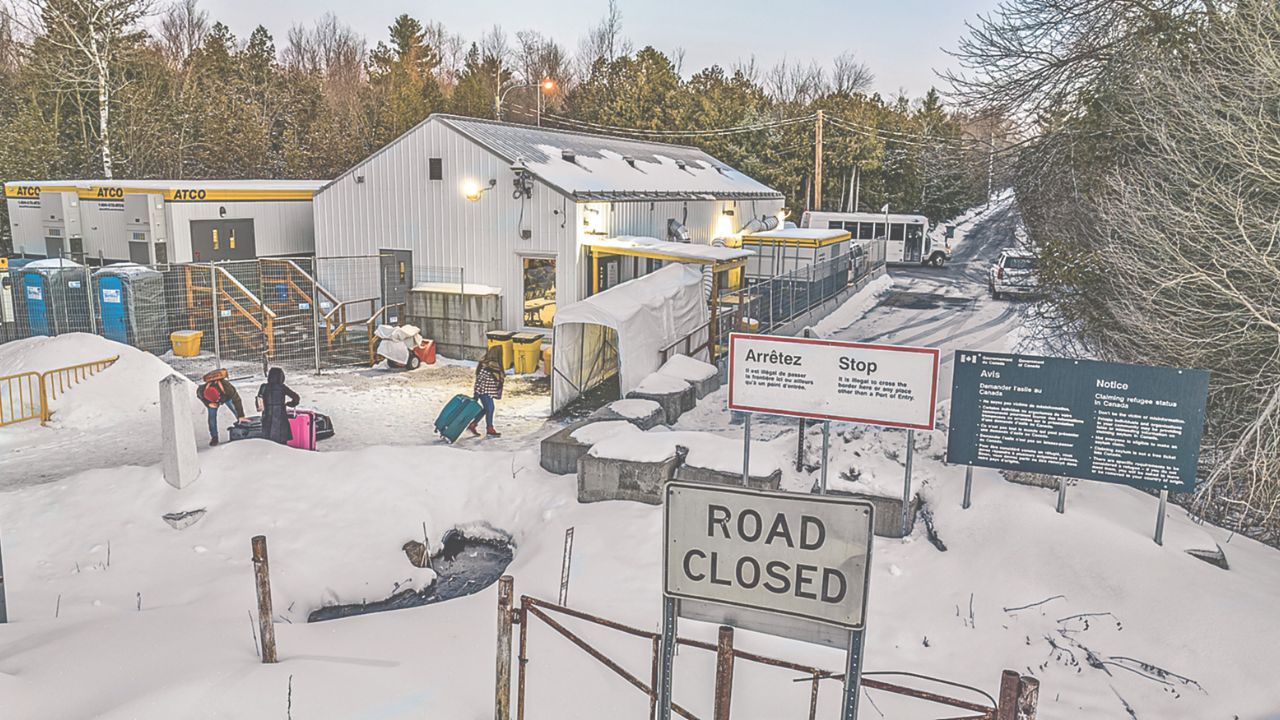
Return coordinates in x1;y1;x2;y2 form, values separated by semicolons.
468;345;506;437
197;368;247;446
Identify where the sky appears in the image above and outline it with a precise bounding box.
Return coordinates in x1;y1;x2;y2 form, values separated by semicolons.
196;0;1003;99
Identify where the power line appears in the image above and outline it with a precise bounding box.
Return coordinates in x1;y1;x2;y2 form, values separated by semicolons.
506;104;817;138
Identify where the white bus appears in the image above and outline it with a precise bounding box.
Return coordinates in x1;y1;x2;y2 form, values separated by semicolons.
799;211;948;267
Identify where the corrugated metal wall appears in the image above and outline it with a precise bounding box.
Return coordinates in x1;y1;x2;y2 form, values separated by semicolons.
313;118;578;331
166;199;316;263
5;197;50;257
594;197;784;245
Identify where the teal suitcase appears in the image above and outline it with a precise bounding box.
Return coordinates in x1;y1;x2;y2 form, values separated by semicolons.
436;394;483;443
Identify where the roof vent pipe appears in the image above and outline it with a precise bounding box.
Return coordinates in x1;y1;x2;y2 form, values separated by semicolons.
623;155;636;168
675;159;687;170
562;150;577;164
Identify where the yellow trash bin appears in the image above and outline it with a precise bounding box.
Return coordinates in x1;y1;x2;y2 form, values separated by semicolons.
512;332;544;374
170;330;204;357
542;346;553;376
486;330;516;369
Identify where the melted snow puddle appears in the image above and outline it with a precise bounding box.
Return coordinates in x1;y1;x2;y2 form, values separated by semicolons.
307;529;514;623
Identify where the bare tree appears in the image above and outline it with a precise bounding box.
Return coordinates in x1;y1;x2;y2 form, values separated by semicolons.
282;12;365;85
423;20;464;91
8;0;154;178
575;0;630;79
765;57;827;106
156;0;205;68
830;51;873;95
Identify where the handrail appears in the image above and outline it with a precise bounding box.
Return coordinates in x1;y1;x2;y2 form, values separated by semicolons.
0;371;43;427
0;356;119;428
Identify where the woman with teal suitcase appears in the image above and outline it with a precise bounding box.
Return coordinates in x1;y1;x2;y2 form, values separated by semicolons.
434;346;506;442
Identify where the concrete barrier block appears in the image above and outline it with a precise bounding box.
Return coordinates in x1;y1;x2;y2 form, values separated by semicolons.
577;449;685;505
159;375;200;489
589;399;667;430
826;491;920;538
539;421;593;475
674;464;782;491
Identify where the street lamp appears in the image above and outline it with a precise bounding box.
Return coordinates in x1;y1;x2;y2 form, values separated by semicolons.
496;78;557;126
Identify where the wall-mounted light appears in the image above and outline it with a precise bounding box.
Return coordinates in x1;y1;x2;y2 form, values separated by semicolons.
463;178;497;201
715;208;737;238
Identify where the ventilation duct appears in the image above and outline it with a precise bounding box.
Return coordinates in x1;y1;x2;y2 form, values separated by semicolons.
561;150;577;164
667;219;692;243
702;237;728;300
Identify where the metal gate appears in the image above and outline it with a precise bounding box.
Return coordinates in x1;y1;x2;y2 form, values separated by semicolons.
494;579;1039;720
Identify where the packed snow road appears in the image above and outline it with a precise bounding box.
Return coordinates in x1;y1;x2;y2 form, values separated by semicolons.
826;197;1028;404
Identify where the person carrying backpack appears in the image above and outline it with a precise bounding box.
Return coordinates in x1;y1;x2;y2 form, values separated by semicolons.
255;367;300;445
468;345;505;437
197;369;246;446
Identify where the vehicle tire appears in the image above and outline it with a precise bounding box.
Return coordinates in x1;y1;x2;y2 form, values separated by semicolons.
406;354;422;371
931;253;947;267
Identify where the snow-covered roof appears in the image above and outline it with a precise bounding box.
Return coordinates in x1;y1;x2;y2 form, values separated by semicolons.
8;179;327;192
582;236;754;264
436;115;783;202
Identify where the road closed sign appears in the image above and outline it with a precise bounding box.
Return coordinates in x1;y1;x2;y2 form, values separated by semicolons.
728;333;940;430
664;482;874;630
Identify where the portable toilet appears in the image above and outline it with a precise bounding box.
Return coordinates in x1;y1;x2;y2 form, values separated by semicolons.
93;263;169;353
21;259;92;336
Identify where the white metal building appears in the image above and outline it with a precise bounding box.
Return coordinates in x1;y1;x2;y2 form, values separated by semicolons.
312;114;785;333
4;179;325;265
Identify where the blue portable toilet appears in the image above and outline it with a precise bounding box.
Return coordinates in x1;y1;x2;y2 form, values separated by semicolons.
21;259;92;336
92;264;169;353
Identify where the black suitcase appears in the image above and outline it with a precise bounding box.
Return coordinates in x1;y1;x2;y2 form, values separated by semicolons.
312;411;335;440
229;417;263;441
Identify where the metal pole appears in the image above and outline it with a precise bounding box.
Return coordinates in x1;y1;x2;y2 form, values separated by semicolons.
0;530;8;623
210;260;221;368
713;625;735;720
819;420;831;494
311;266;321;375
84;265;95;335
1056;477;1067;514
1154;489;1168;546
840;628;865;720
741;413;753;486
901;429;915;537
796;418;806;472
962;465;974;510
656;595;677;720
495;575;514;720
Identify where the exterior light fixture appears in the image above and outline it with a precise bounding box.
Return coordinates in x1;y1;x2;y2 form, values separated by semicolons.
541;79;556;93
463;178;497;201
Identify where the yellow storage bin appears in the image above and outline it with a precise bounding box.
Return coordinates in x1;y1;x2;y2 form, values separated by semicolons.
170;330;204;357
486;330;516;369
542;346;553;375
512;332;544;374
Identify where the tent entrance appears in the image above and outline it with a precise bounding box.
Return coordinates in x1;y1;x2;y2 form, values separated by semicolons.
552;324;619;418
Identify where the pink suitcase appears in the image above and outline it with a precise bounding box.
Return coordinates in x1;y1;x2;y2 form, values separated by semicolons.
286;409;317;451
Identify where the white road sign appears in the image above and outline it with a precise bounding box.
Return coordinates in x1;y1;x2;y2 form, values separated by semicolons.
664;482;874;630
728;333;940;430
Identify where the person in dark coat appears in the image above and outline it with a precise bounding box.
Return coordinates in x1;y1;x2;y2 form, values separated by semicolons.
197;371;246;446
256;367;300;445
468;345;506;437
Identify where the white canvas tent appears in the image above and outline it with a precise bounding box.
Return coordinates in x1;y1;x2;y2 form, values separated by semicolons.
552;264;709;414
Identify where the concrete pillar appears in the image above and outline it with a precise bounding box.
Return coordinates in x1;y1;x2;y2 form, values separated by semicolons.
159;375;200;489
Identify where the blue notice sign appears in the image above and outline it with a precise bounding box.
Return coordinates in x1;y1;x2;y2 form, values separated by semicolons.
946;351;1210;492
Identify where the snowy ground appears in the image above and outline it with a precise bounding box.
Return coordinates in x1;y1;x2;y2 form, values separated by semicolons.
2;198;1279;719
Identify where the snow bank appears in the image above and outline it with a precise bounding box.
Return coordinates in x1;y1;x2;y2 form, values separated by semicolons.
588;428;781;475
570;420;642;445
657;353;718;382
0;333;196;429
810;273;894;336
632;372;691;395
605;398;662;419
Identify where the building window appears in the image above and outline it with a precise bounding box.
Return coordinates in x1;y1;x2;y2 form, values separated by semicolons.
429;158;443;180
154;243;168;264
889;223;905;241
522;257;556;328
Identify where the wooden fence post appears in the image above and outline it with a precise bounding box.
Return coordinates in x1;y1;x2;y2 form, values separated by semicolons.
713;625;735;720
495;575;514;720
251;535;278;663
996;669;1020;720
1017;675;1040;719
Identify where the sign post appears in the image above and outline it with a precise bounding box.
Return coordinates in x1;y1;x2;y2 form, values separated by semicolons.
1154;490;1169;546
962;465;973;510
819;420;831;493
660;483;875;718
948;351;1210;542
901;430;914;536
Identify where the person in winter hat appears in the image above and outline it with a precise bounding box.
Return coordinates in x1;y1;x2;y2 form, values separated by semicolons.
256;367;301;445
469;345;506;437
197;369;246;446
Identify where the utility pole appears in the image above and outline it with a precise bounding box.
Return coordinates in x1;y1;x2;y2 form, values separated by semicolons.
814;110;824;212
